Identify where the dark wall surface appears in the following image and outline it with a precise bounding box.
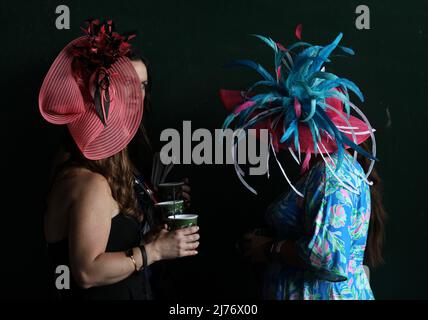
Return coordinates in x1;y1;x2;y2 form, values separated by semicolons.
0;0;427;299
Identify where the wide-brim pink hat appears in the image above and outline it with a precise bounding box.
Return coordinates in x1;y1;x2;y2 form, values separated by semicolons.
39;20;143;160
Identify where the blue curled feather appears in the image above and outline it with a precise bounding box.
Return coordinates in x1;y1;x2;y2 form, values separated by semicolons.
339;45;355;55
251;34;278;53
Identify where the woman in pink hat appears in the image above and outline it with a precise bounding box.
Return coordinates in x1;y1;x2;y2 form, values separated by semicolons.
220;28;386;300
40;19;199;300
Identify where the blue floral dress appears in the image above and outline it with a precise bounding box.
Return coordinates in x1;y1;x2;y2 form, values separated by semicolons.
264;152;374;300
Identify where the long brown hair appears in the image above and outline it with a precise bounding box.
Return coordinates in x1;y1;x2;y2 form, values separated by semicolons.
357;142;387;268
53;130;141;218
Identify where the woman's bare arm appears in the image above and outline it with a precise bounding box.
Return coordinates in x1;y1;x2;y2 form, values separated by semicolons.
67;171;199;289
68;172;153;288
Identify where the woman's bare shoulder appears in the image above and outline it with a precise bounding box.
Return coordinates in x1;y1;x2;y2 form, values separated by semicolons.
51;167;112;203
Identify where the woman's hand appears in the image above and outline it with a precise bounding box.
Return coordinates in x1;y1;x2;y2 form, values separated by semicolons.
241;231;273;264
145;225;199;263
141;224;164;244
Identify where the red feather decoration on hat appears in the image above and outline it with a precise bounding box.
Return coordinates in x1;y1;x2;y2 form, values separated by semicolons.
70;19;137;127
71;19;135;69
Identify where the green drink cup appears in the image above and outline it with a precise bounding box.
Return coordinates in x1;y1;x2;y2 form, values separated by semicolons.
154;200;184;221
167;214;198;230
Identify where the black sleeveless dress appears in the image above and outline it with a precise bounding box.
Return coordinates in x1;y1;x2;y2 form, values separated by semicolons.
47;213;150;300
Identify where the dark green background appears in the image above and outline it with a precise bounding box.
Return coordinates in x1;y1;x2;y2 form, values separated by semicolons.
0;0;427;299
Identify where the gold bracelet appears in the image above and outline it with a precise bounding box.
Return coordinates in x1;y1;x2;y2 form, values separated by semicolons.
129;254;138;273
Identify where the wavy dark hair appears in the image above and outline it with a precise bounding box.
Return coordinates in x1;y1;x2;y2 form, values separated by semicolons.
53;133;141;218
357;141;387;268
